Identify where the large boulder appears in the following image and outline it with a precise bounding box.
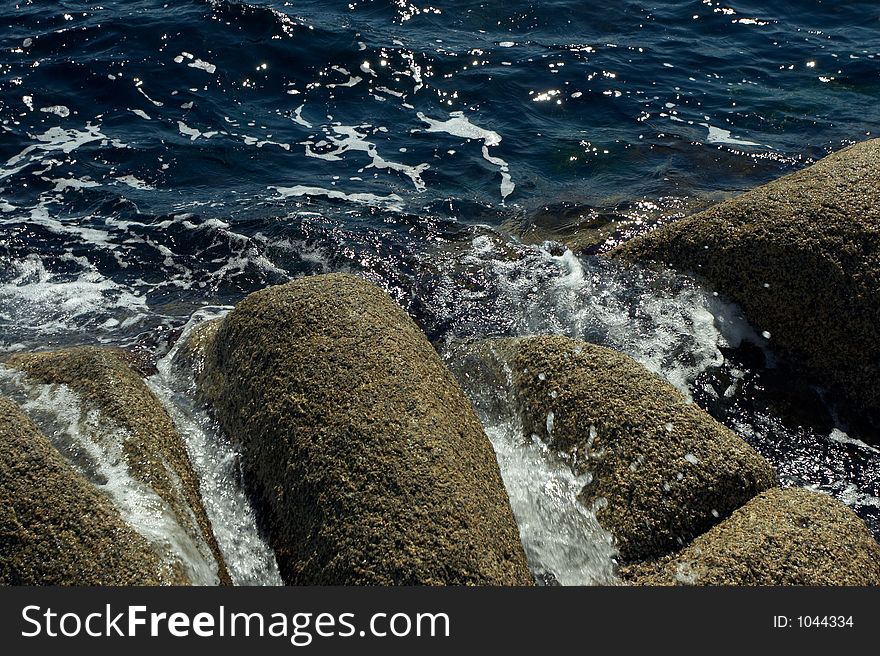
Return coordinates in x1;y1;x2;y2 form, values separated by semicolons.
622;487;880;585
0;396;179;585
610;139;880;428
196;272;533;585
446;335;775;562
4;347;231;585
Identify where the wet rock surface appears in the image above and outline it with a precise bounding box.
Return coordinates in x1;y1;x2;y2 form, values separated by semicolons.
0;395;179;585
611;139;880;434
197;272;533;585
446;335;776;562
4;347;231;585
623;487;880;585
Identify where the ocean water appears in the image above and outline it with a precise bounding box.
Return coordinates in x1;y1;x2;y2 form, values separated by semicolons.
2;1;880;582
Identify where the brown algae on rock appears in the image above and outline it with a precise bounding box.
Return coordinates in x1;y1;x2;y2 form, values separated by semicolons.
622;487;880;585
4;346;231;585
0;395;182;585
611;138;880;429
196;272;533;585
448;335;775;563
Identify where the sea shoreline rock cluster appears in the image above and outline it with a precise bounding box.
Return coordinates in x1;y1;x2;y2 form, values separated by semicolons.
3;139;880;586
610;138;880;436
445;336;776;563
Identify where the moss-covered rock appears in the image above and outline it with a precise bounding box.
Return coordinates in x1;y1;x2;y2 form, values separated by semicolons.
610;139;880;427
4;347;231;585
0;396;179;585
446;335;775;562
622;487;880;585
196;272;532;585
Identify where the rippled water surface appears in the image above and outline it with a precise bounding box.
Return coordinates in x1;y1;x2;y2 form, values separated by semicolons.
4;0;880;340
2;1;880;578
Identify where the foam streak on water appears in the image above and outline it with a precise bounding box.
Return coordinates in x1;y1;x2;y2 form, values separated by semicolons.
416;111;514;199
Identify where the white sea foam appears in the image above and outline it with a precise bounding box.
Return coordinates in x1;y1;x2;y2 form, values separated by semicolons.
326;75;363;89
190;59;217;74
178;120;217;141
701;123;762;147
116;174;155;190
49;177;101;192
292;104;312;127
39;105;70;117
301;123;429;191
0;254;148;344
242;135;290;151
271;184;404;211
417;111;514;199
445;239;755;397
136;86;164;107
174;52;216;74
829;428;880;453
2;123;123;180
24;202;115;246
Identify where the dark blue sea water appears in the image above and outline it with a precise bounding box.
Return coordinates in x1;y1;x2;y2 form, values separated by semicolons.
2;1;879;552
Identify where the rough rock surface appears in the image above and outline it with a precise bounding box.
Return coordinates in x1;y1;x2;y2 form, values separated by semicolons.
611;139;880;427
197;272;533;585
447;335;775;562
4;347;231;585
623;487;880;585
0;396;178;585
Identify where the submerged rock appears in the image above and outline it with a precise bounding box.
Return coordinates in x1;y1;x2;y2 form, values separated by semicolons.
611;139;880;430
502;197;721;255
622;487;880;585
196;272;532;585
0;396;179;585
4;347;231;585
446;335;775;562
501;201;626;253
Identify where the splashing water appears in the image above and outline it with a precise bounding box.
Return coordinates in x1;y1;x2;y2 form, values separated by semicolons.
488;420;618;585
150;308;283;586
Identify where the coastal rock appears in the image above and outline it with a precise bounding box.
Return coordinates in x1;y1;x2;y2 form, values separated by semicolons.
0;396;178;585
4;347;231;585
610;139;880;428
446;335;775;562
196;272;533;585
171;318;222;377
622;487;880;585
